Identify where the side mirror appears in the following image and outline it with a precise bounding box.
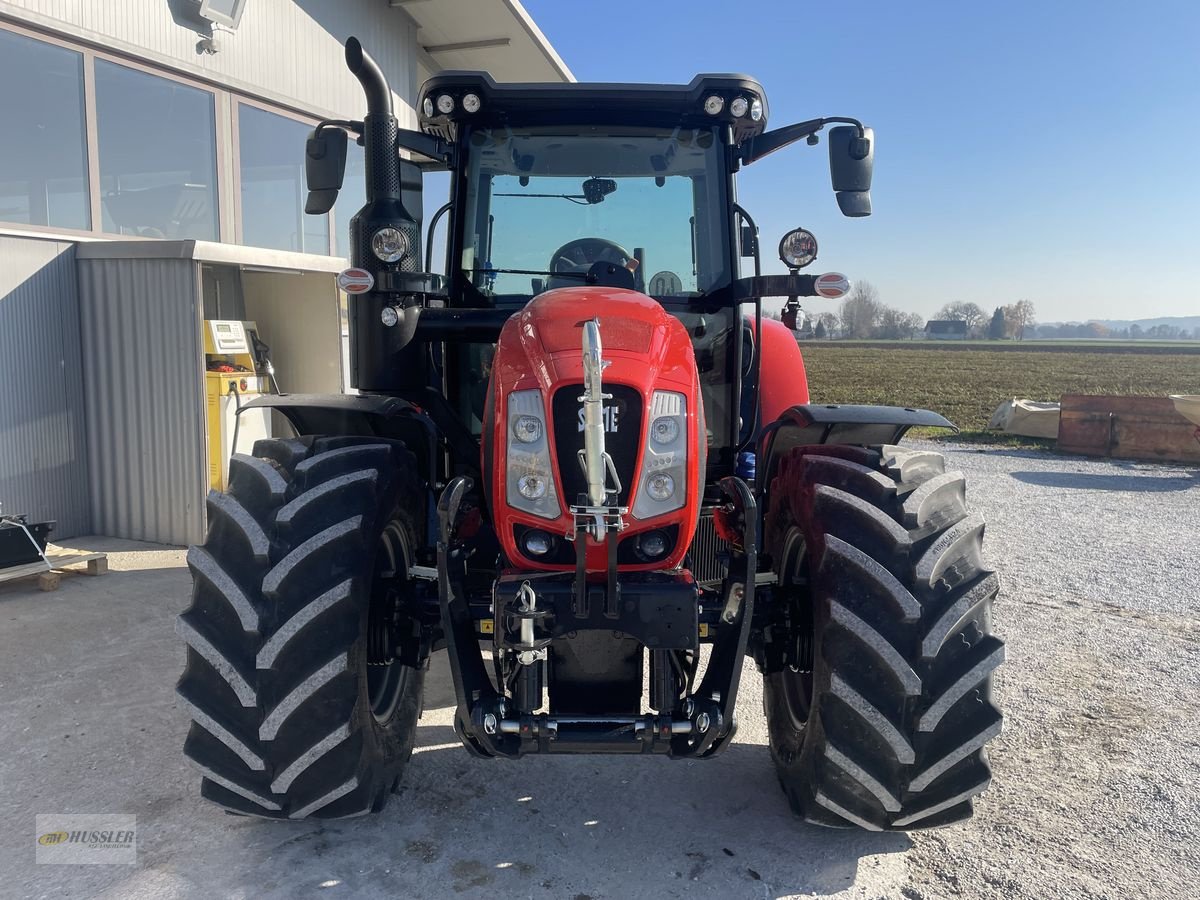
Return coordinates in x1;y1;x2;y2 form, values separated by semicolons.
781;297;804;332
304;127;348;215
828;125;873;218
740;223;758;258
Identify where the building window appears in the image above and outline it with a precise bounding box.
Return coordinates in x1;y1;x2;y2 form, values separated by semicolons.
333;144;366;260
95;60;219;240
238;104;329;254
0;30;89;230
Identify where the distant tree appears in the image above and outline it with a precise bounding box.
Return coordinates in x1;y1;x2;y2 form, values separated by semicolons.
988;306;1007;340
1084;321;1109;339
839;281;883;339
1129;323;1144;340
814;319;828;340
1007;299;1036;340
816;311;840;337
901;311;924;339
877;305;906;340
934;301;987;336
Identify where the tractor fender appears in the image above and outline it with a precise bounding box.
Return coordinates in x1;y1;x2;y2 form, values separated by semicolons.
757;403;957;493
755;317;811;426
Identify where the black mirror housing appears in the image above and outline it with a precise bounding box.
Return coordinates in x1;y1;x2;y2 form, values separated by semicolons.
830;123;878;200
304;127;348;215
835;191;872;217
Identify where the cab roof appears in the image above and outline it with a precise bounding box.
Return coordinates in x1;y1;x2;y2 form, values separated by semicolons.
418;72;769;145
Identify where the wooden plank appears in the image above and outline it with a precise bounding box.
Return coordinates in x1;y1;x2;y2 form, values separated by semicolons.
1058;395;1200;463
0;560;53;584
0;551;109;586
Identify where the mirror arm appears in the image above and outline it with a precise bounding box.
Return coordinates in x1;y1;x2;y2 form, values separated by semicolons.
739;116;864;166
398;127;454;166
314;120;452;166
316;119;363;138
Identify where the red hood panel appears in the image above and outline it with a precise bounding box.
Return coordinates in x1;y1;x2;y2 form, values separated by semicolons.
498;287;695;392
520;288;665;354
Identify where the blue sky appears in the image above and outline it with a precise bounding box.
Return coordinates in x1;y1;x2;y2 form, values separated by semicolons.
522;0;1200;322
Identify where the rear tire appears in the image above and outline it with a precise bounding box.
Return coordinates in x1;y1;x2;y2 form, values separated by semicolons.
761;444;1003;830
177;436;426;819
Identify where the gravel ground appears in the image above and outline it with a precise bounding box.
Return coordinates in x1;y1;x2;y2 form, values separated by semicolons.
1;441;1198;899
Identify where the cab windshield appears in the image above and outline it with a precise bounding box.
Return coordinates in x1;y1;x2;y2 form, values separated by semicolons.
458;125;730;305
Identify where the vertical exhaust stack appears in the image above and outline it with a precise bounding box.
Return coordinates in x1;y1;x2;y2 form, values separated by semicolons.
342;37;425;392
345;37;401;204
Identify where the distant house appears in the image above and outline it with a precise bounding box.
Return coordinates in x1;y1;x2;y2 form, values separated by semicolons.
925;320;969;340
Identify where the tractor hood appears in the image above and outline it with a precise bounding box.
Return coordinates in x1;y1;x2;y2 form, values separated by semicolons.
491;287;697;392
486;286;703;573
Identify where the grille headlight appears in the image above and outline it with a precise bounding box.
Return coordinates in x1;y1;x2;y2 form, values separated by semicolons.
371;226;408;263
650;416;679;445
523;529;555;556
512;415;542;443
645;473;675;501
422;97;434;118
749;97;763;122
703;95;724;115
462;93;482;113
436;94;455;114
518;473;547;499
633;391;687;519
730;97;749;118
506;390;560;520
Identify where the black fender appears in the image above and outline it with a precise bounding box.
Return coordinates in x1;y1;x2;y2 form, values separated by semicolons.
757;403;955;493
236;392;475;549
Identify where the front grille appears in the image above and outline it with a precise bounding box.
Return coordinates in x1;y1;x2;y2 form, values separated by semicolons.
552;383;643;507
687;511;727;589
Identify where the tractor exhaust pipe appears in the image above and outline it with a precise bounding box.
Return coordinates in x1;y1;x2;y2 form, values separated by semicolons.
345;37;391;116
344;37;400;202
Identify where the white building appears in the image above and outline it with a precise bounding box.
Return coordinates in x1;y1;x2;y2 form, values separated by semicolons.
0;0;571;541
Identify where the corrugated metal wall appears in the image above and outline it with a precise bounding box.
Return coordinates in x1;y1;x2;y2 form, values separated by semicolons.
0;0;419;125
77;257;206;545
0;235;91;536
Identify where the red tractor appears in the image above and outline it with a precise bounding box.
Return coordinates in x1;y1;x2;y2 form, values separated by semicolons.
178;38;1002;830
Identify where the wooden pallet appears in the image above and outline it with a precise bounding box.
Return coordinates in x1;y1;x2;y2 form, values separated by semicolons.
1058;394;1200;464
0;551;108;592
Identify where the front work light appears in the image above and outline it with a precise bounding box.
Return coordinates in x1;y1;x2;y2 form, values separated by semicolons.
371;226;409;263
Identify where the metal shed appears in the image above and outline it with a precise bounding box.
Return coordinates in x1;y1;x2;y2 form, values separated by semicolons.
75;240;346;545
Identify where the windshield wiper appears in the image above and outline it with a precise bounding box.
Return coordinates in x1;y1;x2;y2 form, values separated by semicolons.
465;267;587;279
493;193;590;205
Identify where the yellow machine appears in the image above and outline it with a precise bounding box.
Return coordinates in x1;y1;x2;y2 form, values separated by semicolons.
204;320;273;491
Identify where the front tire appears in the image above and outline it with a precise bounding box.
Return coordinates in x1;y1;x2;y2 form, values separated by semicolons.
761;445;1003;830
177;436;426;819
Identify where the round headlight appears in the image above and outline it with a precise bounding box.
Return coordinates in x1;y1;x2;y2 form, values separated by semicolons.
703;95;724;116
462;93;481;113
638;530;668;559
371;226;409;263
645;472;675;501
650;416;679;445
523;529;554;556
517;473;547;500
749;97;763;122
512;415;542;443
778;228;818;269
436;94;455;115
730;97;749;118
422;97;434;118
380;306;399;327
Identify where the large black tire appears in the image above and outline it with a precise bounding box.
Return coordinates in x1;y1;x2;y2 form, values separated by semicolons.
761;444;1003;830
177;436;426;819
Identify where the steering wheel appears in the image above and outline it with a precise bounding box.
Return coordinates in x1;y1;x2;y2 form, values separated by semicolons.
550;238;633;276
